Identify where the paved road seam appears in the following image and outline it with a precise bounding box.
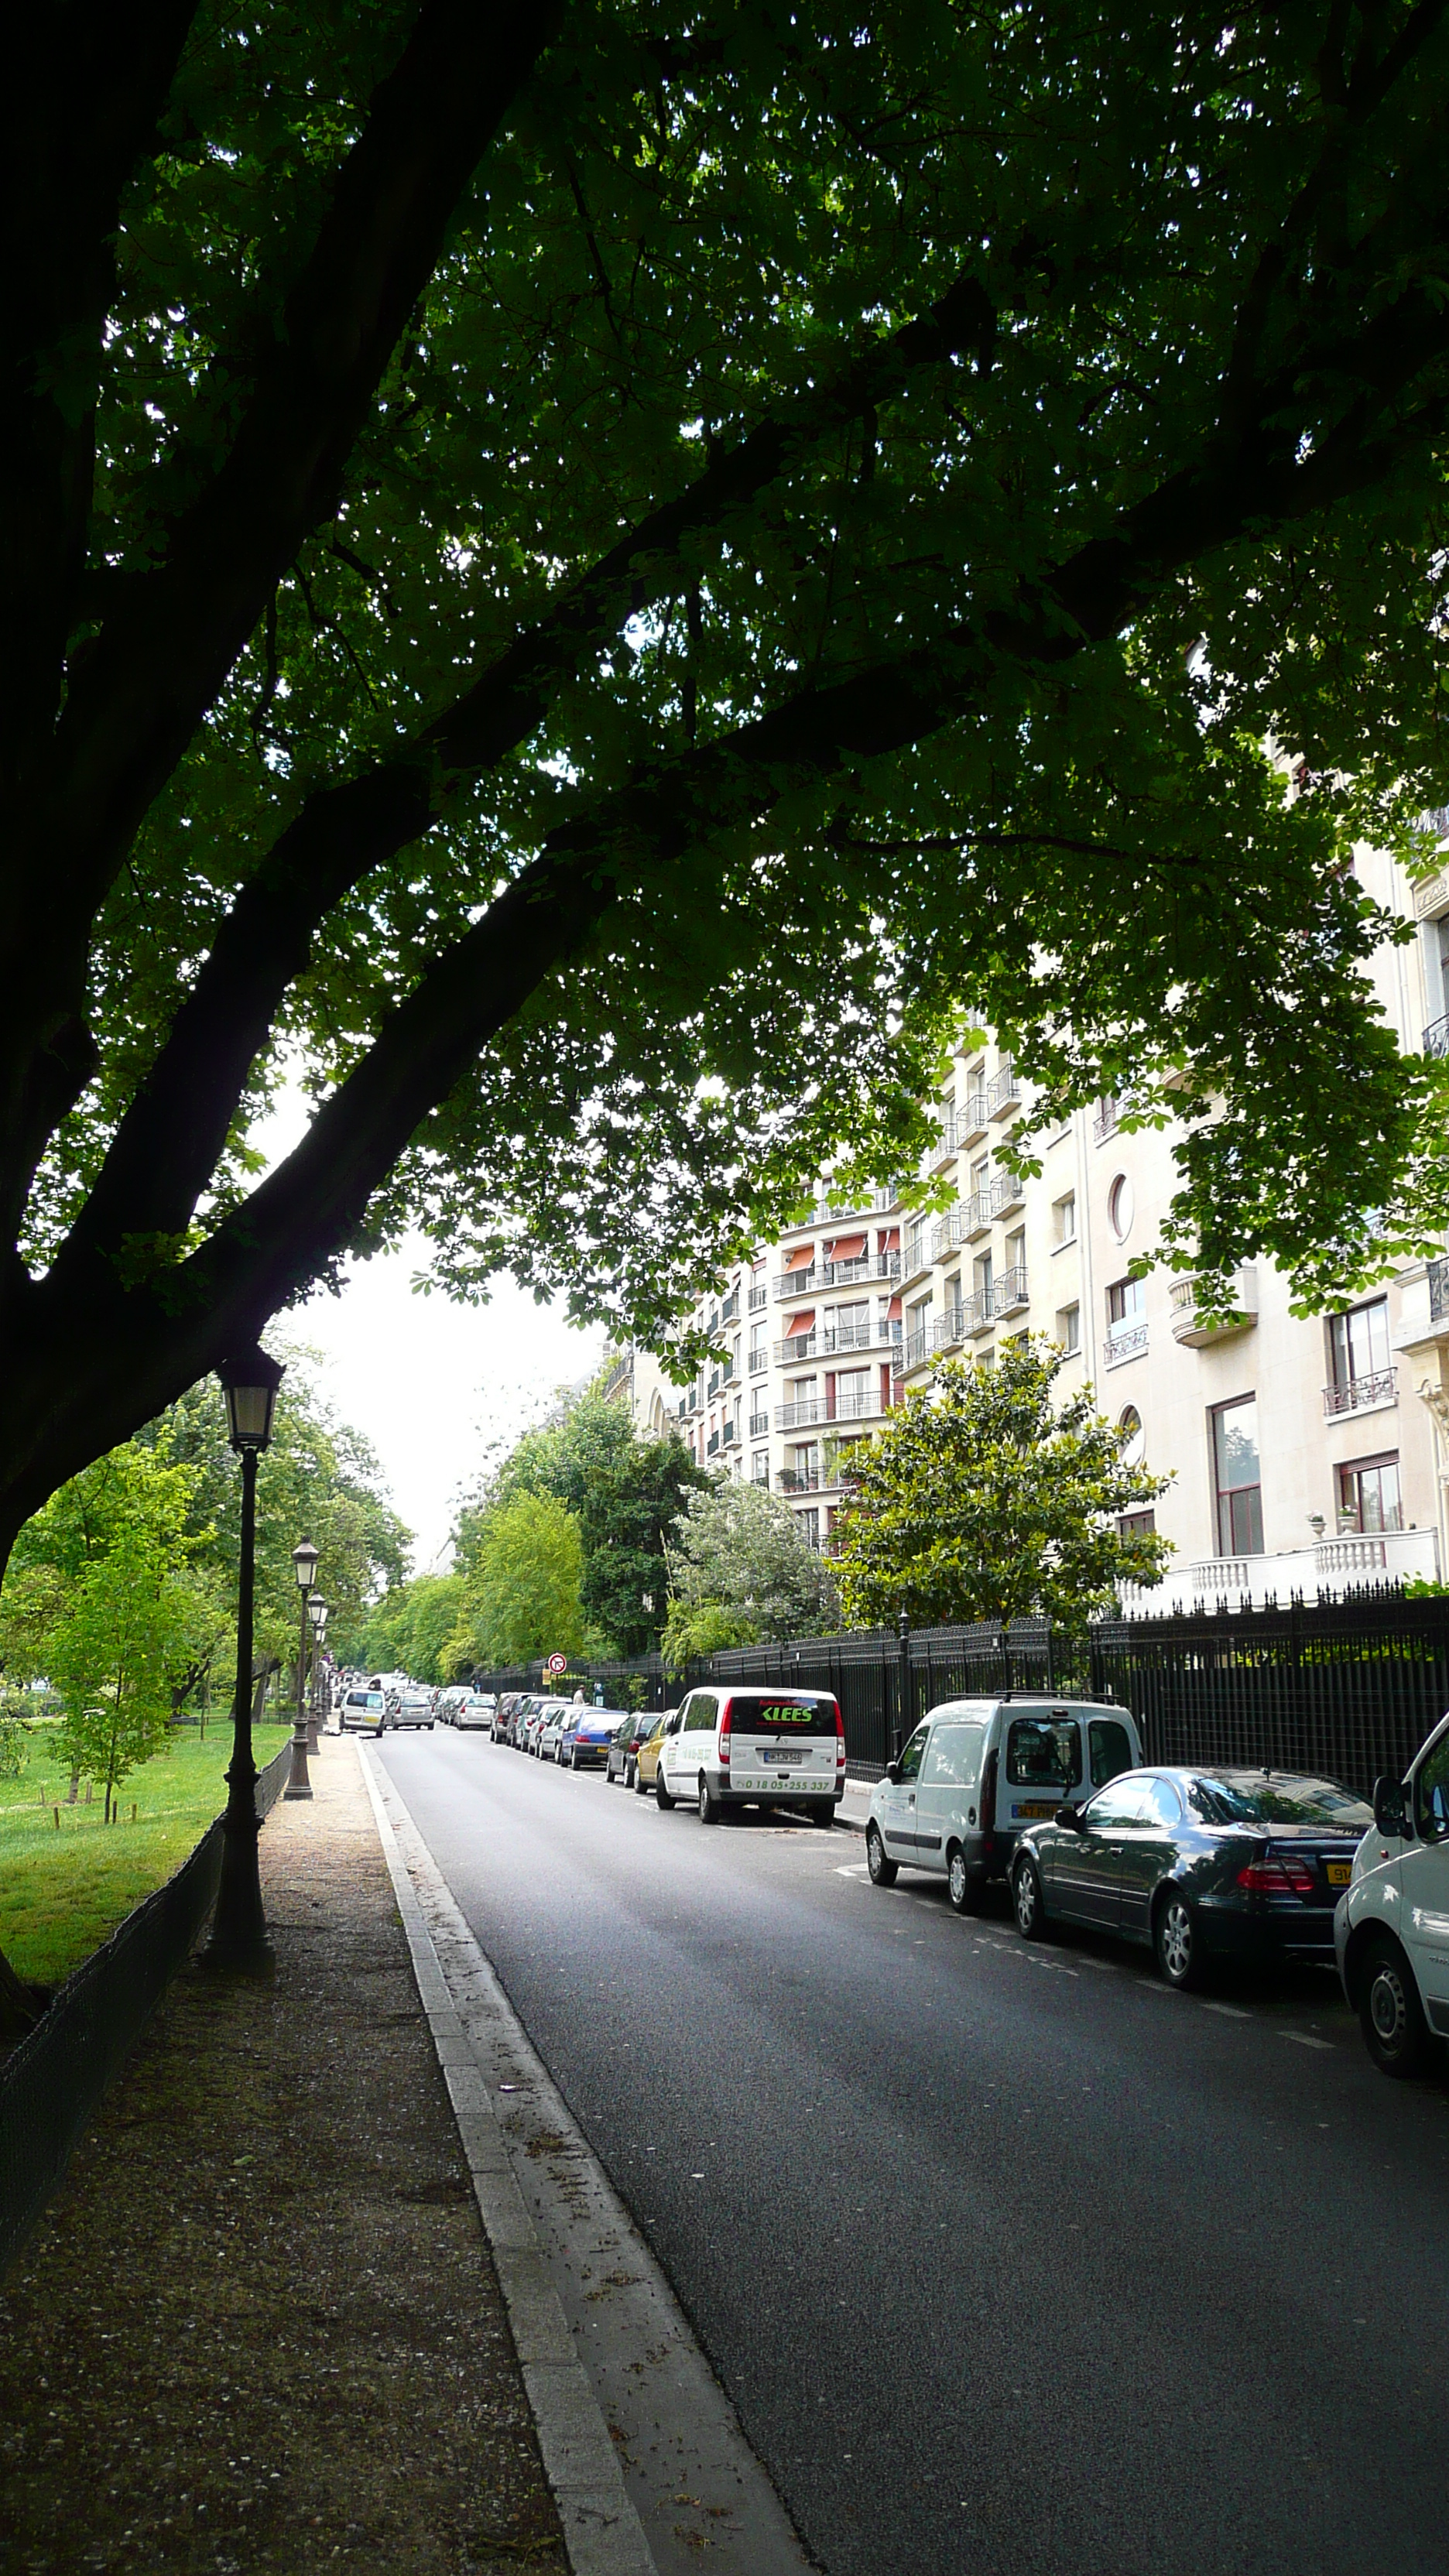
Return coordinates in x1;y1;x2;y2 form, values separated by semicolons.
356;1743;657;2576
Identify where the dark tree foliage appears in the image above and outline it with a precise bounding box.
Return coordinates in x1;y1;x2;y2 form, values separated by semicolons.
6;2;1449;1575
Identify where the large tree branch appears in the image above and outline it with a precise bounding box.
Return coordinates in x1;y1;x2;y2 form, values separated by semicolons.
36;0;561;916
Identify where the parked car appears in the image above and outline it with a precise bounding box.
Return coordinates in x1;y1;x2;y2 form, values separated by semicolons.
392;1687;436;1731
656;1685;845;1824
449;1691;494;1730
605;1712;654;1786
559;1706;630;1771
1009;1762;1372;1987
538;1701;570;1761
634;1711;673;1795
1338;1712;1449;2074
524;1700;564;1756
866;1697;1143;1910
340;1686;389;1736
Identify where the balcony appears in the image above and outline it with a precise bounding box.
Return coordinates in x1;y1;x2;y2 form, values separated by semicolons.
1093;1096;1121;1143
931;1307;966;1351
718;1354;738;1386
820;1249;901;1288
964;1290;995;1339
963;1191;993;1243
987;1057;1022;1119
748;1281;768;1311
1119;1523;1440;1614
992;1166;1026;1218
776;1468;821;1494
1323;1367;1397;1420
776;1333;818;1366
720;1420;741;1449
748;1412;769;1439
707;1368;721;1399
829;1387;885;1423
773;1266;818;1300
901;1327;931;1371
955;1088;989;1147
707;1430;721;1456
1425;1015;1449;1058
777;1398;824;1430
720;1290;740;1324
928;1111;958;1168
822;1316;901;1356
995;1263;1029;1316
1104;1322;1148;1368
1434;1256;1449;1323
1170;1269;1258;1348
748;1345;769;1374
931;1205;972;1262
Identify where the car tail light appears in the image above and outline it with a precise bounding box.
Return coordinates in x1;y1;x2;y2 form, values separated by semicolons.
719;1703;731;1766
834;1702;847;1767
1238;1853;1317;1897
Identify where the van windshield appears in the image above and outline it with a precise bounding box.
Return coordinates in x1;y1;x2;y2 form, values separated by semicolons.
725;1694;839;1735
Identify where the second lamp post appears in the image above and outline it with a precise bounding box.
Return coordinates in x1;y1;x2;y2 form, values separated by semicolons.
286;1537;320;1801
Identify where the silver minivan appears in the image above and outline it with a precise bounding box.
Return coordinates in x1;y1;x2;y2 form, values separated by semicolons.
866;1697;1143;1911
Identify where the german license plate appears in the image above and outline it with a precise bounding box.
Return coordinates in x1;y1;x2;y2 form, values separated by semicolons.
1326;1862;1352;1886
765;1749;804;1763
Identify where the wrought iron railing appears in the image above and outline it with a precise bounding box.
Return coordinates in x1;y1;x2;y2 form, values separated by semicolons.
1323;1368;1396;1417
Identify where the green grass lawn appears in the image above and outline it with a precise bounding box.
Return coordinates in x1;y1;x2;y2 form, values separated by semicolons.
0;1718;292;1989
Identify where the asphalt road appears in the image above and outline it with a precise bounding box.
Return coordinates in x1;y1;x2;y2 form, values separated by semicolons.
378;1728;1449;2576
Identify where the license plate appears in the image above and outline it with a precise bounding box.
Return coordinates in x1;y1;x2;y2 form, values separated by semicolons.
1013;1800;1055;1819
764;1749;804;1764
1326;1862;1352;1887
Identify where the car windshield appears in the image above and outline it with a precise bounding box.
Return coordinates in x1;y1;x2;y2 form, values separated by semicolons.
1190;1773;1373;1830
725;1693;839;1735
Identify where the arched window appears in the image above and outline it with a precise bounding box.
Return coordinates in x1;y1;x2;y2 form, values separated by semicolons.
1108;1173;1135;1242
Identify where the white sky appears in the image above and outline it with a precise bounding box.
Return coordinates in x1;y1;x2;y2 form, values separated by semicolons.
254;1088;605;1574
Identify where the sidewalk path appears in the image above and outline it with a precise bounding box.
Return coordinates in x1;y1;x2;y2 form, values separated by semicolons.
0;1742;567;2575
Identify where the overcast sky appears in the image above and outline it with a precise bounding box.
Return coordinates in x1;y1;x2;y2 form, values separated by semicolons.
255;1088;605;1574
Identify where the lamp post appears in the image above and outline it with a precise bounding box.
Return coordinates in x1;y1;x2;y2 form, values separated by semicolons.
286;1539;319;1797
307;1594;327;1749
205;1347;286;1971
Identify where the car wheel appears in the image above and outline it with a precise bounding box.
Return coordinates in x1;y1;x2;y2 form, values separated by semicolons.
865;1824;897;1887
1360;1934;1430;2078
1012;1857;1046;1941
698;1773;721;1824
626;1758;637;1790
810;1799;834;1828
1154;1888;1202;1989
571;1746;584;1772
634;1765;649;1797
947;1847;982;1915
656;1772;675;1810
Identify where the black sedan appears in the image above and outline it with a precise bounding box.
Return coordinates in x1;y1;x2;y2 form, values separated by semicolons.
605;1712;653;1787
1010;1766;1372;1988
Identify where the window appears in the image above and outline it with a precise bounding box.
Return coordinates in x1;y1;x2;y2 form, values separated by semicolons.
1053;1191;1077;1245
1084;1775;1152;1828
920;1722;985;1787
1005;1718;1083;1789
751;1449;769;1485
1211;1396;1263;1554
683;1694;718;1732
1118;1405;1145;1467
1414;1728;1449;1843
1118;1509;1156;1539
1328;1298;1391;1390
1108;1173;1135;1241
1057;1302;1081;1355
798;1508;820;1548
1143;1776;1184;1827
1337;1454;1402;1534
896;1725;929;1783
1107;1276;1145;1334
1089;1718;1134;1787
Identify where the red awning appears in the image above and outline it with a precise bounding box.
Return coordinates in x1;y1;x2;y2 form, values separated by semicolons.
786;1310;816;1334
888;1296;903;1318
784;1247;813;1270
827;1235;867;1260
880;1228;901;1249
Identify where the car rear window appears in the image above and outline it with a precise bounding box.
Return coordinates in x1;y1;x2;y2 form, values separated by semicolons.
1190;1773;1372;1830
1005;1718;1082;1790
724;1693;840;1735
349;1693;385;1712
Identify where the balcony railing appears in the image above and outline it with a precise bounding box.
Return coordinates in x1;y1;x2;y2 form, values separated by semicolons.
830;1388;884;1422
719;1355;738;1385
1425;1014;1449;1057
956;1088;989;1144
1323;1368;1397;1418
1170;1270;1258;1347
777;1398;824;1430
720;1421;741;1448
823;1317;902;1355
987;1057;1022;1118
1093;1096;1121;1142
707;1368;721;1398
720;1291;740;1324
931;1308;966;1351
995;1262;1029;1316
748;1346;769;1375
902;1327;930;1370
1430;1257;1449;1323
776;1468;821;1494
773;1266;818;1299
748;1412;769;1439
750;1468;770;1487
930;1204;972;1262
964;1290;995;1338
1104;1322;1148;1367
821;1250;901;1288
748;1281;768;1310
707;1430;721;1455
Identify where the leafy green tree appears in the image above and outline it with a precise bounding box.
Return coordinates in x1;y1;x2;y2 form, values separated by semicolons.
451;1493;585;1668
457;1379;707;1653
8;4;1449;1580
832;1345;1171;1630
360;1572;469;1684
659;1598;763;1674
664;1478;840;1660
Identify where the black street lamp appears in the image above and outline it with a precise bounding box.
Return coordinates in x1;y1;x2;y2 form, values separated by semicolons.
205;1347;286;1972
286;1537;320;1799
307;1593;327;1750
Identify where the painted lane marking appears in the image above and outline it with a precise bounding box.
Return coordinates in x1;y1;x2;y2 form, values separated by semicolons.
1280;2031;1335;2050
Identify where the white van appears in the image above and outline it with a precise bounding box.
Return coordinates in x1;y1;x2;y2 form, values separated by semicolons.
865;1696;1142;1911
656;1685;845;1824
1336;1709;1449;2075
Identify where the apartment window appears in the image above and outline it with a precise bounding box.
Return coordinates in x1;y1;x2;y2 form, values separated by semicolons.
944;1271;963;1324
1118;1509;1156;1539
1338;1454;1403;1534
1108;1173;1135;1242
975;1251;994;1302
1106;1276;1145;1338
1328;1298;1391;1392
1057;1302;1081;1355
1211;1396;1263;1556
798;1509;820;1550
1053;1192;1077;1245
1118;1405;1145;1468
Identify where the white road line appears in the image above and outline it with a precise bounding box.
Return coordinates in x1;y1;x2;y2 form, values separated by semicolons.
1280;2031;1335;2050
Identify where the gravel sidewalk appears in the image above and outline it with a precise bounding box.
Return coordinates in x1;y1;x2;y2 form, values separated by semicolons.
0;1739;569;2576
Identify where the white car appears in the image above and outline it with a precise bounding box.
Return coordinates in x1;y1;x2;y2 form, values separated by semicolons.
1336;1710;1449;2075
537;1702;571;1761
453;1692;495;1731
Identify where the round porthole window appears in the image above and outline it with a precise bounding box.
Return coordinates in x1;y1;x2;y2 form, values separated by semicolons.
1118;1405;1145;1468
1108;1173;1135;1241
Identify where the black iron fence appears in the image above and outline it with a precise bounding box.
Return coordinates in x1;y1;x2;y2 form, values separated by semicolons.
474;1588;1449;1793
0;1741;291;2281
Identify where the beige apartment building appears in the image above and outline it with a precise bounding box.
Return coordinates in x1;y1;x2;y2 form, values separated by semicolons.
622;829;1449;1606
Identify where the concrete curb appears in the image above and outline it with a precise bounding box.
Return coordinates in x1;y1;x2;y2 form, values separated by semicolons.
355;1745;657;2576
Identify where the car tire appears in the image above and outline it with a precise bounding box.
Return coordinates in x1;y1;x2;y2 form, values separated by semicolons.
698;1773;721;1824
1359;1933;1431;2078
947;1847;983;1915
625;1758;636;1790
656;1772;675;1810
810;1799;834;1829
571;1746;584;1772
1012;1857;1046;1940
634;1765;649;1797
1154;1887;1203;1989
866;1824;897;1887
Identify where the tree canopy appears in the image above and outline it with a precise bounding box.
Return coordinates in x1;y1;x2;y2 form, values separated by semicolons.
831;1345;1171;1628
661;1475;840;1667
453;1490;587;1667
9;2;1449;1568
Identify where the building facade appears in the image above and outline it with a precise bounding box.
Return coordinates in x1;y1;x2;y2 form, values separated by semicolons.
622;832;1449;1605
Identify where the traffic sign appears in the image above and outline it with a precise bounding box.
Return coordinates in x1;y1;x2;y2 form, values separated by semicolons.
545;1653;567;1675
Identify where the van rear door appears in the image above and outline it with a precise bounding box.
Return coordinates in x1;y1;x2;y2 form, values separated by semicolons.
724;1690;839;1800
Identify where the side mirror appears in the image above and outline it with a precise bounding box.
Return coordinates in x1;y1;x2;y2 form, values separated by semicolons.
884;1760;903;1785
667;1715;681;1735
1372;1776;1408;1838
1055;1804;1082;1831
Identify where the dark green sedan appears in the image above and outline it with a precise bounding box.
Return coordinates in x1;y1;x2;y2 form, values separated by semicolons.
1010;1766;1373;1989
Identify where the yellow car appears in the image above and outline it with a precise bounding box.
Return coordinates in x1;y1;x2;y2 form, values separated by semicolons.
633;1711;677;1795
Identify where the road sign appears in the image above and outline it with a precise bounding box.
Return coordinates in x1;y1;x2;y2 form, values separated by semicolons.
545;1653;567;1675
